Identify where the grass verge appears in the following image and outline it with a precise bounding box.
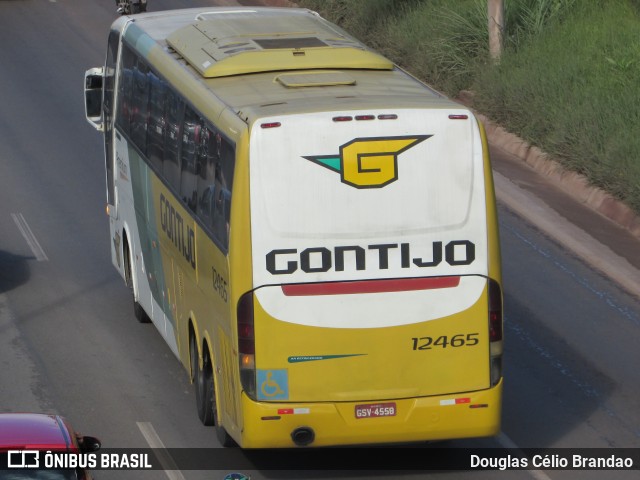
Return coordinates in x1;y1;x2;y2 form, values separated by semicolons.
298;0;640;214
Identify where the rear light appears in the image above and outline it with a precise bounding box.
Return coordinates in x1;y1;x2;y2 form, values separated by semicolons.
331;114;398;122
260;122;281;129
488;278;503;386
489;279;503;342
448;114;469;120
237;291;256;399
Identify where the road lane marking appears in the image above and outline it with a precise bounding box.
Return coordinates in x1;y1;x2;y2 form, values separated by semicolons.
136;421;186;480
497;432;554;480
11;213;48;261
493;171;640;301
502;216;640;327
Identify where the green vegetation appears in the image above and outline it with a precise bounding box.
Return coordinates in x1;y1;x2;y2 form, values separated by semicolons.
299;0;640;214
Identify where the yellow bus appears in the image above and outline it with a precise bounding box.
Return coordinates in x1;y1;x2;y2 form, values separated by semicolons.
84;6;503;448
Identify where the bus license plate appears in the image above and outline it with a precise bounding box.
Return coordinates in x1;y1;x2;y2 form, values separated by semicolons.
355;402;396;419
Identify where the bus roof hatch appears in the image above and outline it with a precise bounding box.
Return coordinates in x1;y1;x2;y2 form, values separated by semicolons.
166;9;393;78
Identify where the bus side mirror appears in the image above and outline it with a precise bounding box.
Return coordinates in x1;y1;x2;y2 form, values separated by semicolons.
84;67;104;132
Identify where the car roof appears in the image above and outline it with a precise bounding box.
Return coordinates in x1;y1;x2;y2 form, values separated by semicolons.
0;413;75;451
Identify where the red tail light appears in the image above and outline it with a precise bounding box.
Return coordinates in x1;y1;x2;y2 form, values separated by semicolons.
488;279;503;342
488;278;503;387
237;292;254;354
237;291;256;398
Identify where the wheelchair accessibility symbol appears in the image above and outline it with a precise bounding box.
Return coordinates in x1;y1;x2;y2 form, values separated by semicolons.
257;369;289;400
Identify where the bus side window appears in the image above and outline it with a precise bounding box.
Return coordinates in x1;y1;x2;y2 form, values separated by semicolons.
198;184;215;226
103;30;119;207
162;88;183;192
197;126;217;231
180;107;201;212
195;126;232;251
212;182;231;251
147;71;165;173
214;134;234;251
130;59;150;155
116;45;135;138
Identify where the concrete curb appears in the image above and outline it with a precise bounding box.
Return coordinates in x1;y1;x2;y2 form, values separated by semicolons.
457;93;640;241
482;116;640;239
493;171;640;300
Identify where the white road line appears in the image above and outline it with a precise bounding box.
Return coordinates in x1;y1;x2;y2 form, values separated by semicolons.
493;171;640;300
496;432;554;480
136;421;187;480
11;213;48;261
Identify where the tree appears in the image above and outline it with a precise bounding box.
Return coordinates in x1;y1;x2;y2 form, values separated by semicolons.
488;0;504;61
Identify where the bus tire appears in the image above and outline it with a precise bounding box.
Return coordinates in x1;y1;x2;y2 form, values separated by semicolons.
195;341;215;426
189;332;198;384
124;235;150;324
216;425;237;448
133;300;150;323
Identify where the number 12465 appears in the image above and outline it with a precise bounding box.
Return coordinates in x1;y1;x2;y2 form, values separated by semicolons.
411;333;479;350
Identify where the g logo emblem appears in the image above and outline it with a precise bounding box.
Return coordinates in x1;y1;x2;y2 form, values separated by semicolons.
304;135;431;188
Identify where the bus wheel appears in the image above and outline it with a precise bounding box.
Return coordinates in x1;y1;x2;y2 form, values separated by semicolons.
216;425;237;448
133;299;150;323
195;342;215;426
192;335;237;446
124;238;150;324
189;333;198;384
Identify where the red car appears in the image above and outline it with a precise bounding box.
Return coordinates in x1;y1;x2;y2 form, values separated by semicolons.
0;413;101;479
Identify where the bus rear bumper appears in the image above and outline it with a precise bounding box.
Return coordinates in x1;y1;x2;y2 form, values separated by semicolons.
238;379;502;448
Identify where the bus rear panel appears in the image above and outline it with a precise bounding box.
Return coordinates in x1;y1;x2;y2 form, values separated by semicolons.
237;108;502;447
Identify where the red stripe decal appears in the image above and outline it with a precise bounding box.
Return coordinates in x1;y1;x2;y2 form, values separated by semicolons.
282;277;460;296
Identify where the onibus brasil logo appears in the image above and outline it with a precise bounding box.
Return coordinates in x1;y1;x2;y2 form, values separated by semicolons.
303;135;431;188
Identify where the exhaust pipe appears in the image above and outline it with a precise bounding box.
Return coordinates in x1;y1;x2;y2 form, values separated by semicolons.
291;427;315;446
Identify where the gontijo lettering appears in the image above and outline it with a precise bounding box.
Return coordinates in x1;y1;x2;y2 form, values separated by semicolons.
159;193;196;269
266;240;475;275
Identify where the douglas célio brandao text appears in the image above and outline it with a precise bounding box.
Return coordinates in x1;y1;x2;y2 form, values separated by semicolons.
470;453;635;470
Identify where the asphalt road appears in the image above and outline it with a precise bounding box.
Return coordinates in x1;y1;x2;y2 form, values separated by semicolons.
0;1;638;479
